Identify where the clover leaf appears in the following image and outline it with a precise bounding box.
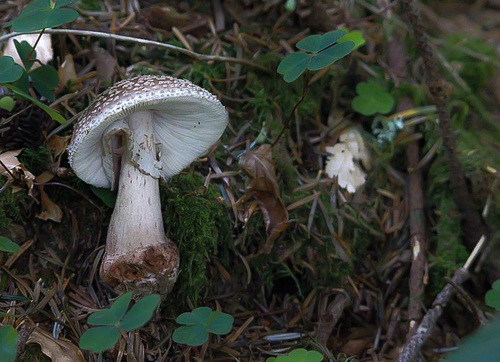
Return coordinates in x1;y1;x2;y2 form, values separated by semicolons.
0;325;18;362
0;96;15;112
277;30;355;83
172;307;234;346
267;348;324;362
79;293;160;354
0;236;20;253
352;80;395;116
8;0;79;33
486;280;500;311
0;57;24;83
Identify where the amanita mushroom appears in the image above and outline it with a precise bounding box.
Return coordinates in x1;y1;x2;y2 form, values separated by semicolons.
67;75;227;297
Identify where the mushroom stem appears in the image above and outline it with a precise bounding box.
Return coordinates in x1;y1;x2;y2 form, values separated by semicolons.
100;111;179;297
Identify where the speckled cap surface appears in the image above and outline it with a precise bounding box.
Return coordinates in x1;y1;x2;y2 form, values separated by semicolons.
67;75;227;188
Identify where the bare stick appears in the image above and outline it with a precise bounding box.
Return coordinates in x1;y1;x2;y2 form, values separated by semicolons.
0;29;270;73
396;235;487;362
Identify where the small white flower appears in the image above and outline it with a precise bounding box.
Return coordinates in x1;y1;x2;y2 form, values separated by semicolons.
325;127;370;193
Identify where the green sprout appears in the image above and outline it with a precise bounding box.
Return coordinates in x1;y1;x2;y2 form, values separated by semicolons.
352;80;395;116
172;307;234;346
277;30;356;83
79;293;160;353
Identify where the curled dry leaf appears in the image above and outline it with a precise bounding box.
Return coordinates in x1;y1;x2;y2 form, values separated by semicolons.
0;149;35;193
27;327;85;362
239;144;290;253
58;54;80;90
35;171;62;222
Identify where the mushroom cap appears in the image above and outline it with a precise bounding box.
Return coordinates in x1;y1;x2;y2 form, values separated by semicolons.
67;75;227;188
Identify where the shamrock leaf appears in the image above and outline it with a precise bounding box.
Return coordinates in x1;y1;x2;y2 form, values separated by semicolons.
120;294;160;331
486;280;500;311
296;30;346;53
0;56;25;83
352;80;395;116
88;292;132;326
79;326;120;353
173;307;234;346
8;0;79;33
277;53;312;83
277;30;355;83
267;348;324;362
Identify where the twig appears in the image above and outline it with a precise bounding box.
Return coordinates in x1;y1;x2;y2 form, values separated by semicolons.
400;0;488;250
386;28;428;338
0;29;270;73
396;235;487;362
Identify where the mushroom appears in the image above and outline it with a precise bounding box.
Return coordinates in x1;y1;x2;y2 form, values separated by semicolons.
67;75;227;297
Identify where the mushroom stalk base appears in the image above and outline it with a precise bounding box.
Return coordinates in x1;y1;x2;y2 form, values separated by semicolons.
100;111;179;298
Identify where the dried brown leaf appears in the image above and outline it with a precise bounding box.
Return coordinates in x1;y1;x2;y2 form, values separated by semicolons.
36;186;62;222
27;327;85;362
58;54;80;90
240;145;290;252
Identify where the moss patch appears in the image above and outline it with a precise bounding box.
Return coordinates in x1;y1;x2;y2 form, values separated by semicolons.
160;173;231;304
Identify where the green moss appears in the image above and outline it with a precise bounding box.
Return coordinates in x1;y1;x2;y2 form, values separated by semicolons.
79;0;101;11
17;147;51;176
443;35;498;92
429;192;468;292
160;173;231;304
0;178;24;231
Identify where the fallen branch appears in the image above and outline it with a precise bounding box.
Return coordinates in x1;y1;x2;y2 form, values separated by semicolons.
396;235;487;362
0;29;270;73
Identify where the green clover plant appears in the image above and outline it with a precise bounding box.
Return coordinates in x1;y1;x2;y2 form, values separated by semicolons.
172;307;234;346
0;325;18;362
352;80;395;116
485;280;500;311
277;30;357;83
0;236;20;253
267;348;323;362
7;0;79;33
79;293;160;353
0;0;80;124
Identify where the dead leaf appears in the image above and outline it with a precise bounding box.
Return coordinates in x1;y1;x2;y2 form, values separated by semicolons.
148;5;191;30
240;145;290;252
0;149;23;176
48;135;71;160
0;149;36;193
93;46;116;84
27;327;85;362
58;54;80;90
36;187;63;222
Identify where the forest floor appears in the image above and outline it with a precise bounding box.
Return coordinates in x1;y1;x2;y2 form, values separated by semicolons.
1;0;500;361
